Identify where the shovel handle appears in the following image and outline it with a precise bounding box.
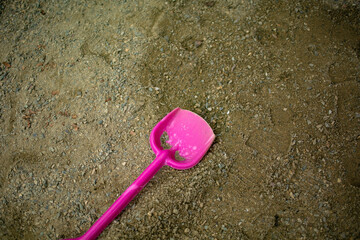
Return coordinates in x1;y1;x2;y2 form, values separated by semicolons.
64;151;170;240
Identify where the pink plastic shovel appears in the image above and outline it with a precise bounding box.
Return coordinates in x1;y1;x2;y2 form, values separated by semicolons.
65;108;215;240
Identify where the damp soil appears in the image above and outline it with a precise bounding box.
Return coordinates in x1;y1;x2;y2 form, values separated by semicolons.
0;0;360;239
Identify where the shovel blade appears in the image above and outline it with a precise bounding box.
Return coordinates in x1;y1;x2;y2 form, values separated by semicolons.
150;108;215;170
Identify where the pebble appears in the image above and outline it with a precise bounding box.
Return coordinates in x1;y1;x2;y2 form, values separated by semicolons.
194;40;203;48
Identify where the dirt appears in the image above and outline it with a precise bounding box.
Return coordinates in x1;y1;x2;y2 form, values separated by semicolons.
0;0;359;239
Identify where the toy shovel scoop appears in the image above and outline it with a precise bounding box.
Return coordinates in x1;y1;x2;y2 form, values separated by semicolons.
65;108;215;240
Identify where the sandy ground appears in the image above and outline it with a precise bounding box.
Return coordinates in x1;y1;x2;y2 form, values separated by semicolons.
0;0;359;239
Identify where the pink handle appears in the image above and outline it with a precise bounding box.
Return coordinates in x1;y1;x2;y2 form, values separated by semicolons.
64;150;170;240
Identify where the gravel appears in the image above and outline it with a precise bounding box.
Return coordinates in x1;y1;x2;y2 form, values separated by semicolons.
0;0;359;239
